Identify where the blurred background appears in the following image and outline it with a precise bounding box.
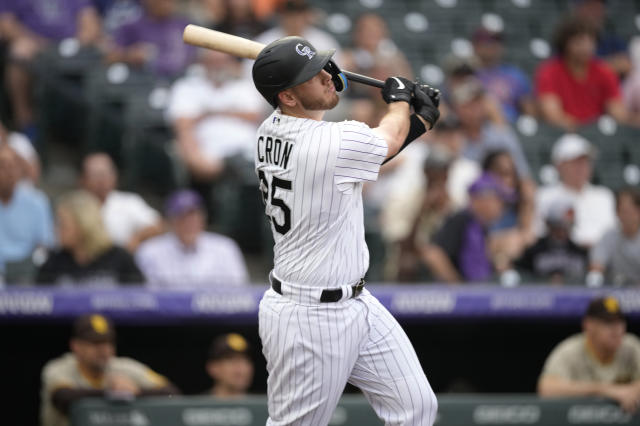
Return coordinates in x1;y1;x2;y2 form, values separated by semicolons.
2;0;640;425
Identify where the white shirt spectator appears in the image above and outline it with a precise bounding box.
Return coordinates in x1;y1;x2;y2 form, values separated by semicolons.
102;190;161;247
135;232;249;288
167;71;263;161
537;183;616;247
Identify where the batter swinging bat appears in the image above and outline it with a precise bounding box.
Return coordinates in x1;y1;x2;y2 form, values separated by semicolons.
182;24;385;88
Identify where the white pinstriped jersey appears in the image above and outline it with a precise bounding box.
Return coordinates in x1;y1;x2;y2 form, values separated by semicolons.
255;108;388;288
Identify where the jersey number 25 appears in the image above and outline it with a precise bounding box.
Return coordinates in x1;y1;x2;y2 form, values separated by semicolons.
258;170;292;235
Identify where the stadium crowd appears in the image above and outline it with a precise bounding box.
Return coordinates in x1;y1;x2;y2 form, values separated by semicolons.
0;0;639;289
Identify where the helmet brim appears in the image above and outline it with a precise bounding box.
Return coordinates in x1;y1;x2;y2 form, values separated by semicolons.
284;49;335;91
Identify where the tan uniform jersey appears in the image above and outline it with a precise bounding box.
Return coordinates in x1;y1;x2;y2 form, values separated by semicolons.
540;333;640;384
41;353;169;426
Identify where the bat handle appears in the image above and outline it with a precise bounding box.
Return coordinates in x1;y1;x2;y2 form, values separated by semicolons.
342;70;384;88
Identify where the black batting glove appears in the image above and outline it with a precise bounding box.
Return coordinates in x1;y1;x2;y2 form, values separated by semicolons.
412;85;440;129
381;76;414;104
415;83;441;108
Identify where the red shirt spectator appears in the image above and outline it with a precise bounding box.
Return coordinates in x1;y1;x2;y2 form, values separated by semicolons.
536;56;621;124
536;17;632;131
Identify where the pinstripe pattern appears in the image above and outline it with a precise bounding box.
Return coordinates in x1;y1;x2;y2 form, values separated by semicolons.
256;108;436;425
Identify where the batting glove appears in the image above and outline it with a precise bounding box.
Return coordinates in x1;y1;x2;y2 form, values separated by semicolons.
415;83;441;108
412;84;440;129
381;76;414;104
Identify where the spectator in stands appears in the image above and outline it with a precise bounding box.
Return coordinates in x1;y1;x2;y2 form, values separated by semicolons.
536;134;615;248
96;0;143;36
589;187;640;286
384;148;454;281
135;189;249;288
36;190;144;285
205;333;254;398
254;0;341;63
538;296;640;414
421;173;510;283
342;13;413;101
41;313;178;426
107;0;195;78
167;49;262;182
472;27;535;123
0;144;55;284
482;150;537;269
571;0;631;79
483;150;534;233
80;153;163;251
535;17;631;131
515;201;587;284
0;0;101;132
452;77;532;182
0;120;40;184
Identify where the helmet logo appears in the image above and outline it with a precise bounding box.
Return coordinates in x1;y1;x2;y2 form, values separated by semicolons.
295;43;316;59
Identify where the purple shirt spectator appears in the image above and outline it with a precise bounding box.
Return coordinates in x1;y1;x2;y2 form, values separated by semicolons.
432;210;493;282
5;0;92;40
114;13;195;77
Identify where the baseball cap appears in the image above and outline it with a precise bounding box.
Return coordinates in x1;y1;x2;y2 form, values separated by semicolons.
165;189;204;218
208;333;251;361
72;314;116;343
551;134;596;164
585;296;625;322
468;173;514;202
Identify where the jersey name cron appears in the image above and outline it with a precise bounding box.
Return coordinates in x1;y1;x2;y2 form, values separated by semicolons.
257;135;294;169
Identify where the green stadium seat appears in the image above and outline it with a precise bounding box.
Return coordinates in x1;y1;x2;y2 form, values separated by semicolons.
121;86;181;196
515;117;564;183
578;122;628;189
84;64;157;165
32;43;102;153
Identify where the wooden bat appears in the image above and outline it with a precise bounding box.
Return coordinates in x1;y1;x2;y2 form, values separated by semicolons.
182;24;385;88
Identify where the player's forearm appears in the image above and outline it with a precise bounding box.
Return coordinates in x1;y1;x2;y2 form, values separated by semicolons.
538;376;607;398
376;102;410;158
539;97;577;131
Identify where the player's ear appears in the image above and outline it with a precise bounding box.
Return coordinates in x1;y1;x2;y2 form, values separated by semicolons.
278;90;297;108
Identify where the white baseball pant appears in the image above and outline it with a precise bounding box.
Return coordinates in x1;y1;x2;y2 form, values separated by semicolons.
259;287;437;426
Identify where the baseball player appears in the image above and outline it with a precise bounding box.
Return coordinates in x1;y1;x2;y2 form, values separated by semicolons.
252;36;440;425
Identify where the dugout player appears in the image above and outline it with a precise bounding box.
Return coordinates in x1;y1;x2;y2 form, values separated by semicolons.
538;296;640;414
40;314;178;426
252;36;440;425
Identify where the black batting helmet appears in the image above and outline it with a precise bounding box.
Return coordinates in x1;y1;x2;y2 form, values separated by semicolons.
252;36;347;108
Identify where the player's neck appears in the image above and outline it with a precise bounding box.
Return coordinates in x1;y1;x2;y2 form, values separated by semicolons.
280;105;325;121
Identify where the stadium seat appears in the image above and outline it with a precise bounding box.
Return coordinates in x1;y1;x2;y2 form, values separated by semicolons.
121;86;180;196
515;117;564;184
84;64;158;166
578;121;628;189
32;43;102;153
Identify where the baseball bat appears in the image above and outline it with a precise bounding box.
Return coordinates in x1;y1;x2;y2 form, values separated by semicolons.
183;24;385;88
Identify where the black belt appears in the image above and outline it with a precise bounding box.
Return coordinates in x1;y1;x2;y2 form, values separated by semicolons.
270;274;365;303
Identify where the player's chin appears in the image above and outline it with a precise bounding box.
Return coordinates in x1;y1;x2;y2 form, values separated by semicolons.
326;93;339;109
